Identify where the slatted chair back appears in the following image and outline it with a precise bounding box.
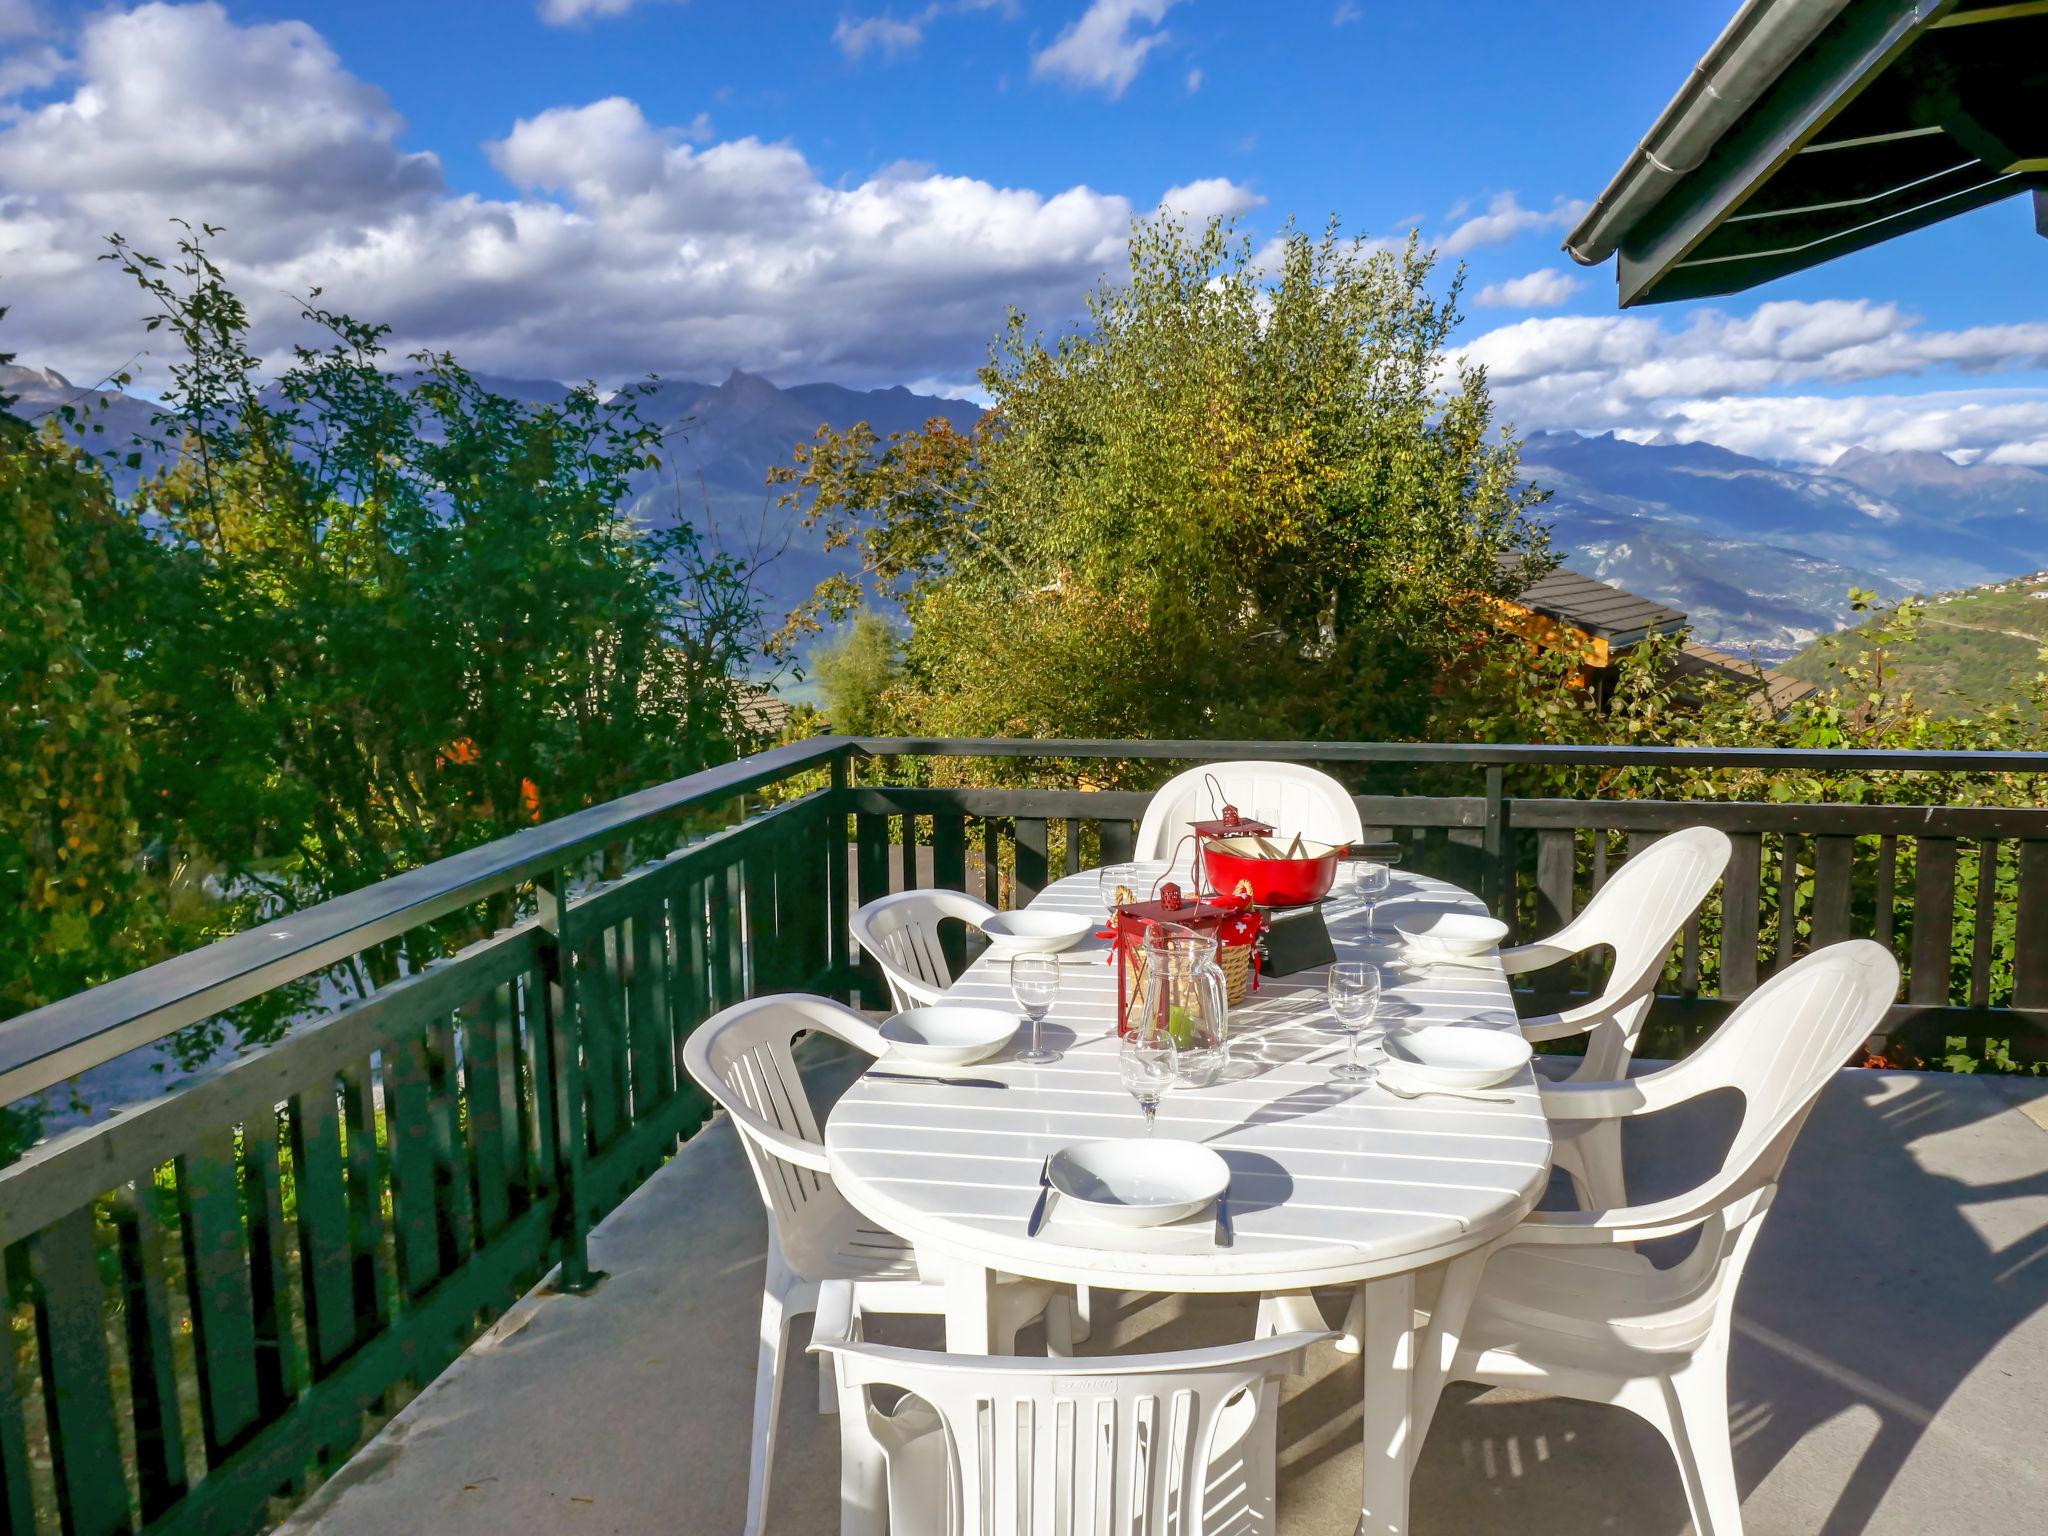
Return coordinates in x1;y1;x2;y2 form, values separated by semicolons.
1133;762;1363;863
812;1284;1324;1536
852;889;997;1010
683;993;886;1277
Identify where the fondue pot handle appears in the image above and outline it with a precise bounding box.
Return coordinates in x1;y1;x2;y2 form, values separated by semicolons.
1346;841;1404;864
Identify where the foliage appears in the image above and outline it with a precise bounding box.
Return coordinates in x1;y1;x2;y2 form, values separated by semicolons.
1783;577;2048;721
3;224;768;1085
770;214;1552;765
810;612;902;735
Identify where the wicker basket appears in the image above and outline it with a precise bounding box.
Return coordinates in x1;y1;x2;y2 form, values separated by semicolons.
1127;935;1254;1007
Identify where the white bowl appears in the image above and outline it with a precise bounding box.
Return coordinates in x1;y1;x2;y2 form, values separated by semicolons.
1395;911;1509;961
1382;1025;1532;1089
877;1006;1018;1067
980;909;1094;956
1047;1139;1231;1227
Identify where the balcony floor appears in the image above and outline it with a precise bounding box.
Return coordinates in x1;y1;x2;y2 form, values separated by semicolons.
283;1059;2048;1536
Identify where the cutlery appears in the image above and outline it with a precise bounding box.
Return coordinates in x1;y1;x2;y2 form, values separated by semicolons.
1025;1155;1054;1236
866;1071;1008;1090
1215;1187;1234;1248
1378;1078;1514;1104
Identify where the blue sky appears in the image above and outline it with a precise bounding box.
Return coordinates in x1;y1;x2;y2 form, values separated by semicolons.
3;0;2045;463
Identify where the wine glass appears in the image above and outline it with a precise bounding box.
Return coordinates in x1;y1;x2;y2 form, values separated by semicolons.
1118;1029;1178;1133
1095;862;1135;935
1352;861;1391;936
1012;954;1061;1065
1326;961;1382;1083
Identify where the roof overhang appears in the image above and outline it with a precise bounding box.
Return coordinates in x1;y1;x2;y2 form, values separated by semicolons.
1568;0;2048;306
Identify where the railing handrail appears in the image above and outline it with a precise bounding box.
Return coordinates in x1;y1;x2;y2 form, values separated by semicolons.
852;737;2048;772
10;731;2048;1108
0;736;854;1107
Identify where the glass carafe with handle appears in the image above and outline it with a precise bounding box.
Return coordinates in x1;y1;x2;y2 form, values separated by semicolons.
1132;923;1232;1087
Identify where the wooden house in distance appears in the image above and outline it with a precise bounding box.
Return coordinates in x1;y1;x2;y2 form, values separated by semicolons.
1497;562;1815;716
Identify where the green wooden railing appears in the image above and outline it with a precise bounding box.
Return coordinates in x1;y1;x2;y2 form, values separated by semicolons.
4;735;2047;1536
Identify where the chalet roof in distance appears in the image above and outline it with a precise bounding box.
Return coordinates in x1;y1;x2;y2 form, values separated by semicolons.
1509;565;1690;650
1566;0;2048;306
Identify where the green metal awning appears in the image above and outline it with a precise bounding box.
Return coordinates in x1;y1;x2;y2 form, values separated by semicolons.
1568;0;2048;306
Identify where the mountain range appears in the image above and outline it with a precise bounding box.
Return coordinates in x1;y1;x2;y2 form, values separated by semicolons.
11;360;2048;665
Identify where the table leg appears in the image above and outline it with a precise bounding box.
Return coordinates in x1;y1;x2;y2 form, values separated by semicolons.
1358;1272;1416;1536
942;1257;998;1353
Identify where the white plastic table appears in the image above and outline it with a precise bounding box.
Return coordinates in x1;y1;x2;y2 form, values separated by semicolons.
825;862;1552;1534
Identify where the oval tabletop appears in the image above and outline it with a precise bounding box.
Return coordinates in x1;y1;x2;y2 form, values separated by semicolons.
824;862;1552;1294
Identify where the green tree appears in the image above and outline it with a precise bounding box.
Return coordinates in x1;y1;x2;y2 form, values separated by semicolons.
811;612;902;735
771;215;1551;752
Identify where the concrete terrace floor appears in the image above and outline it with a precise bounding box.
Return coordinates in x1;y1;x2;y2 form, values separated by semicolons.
283;1060;2048;1536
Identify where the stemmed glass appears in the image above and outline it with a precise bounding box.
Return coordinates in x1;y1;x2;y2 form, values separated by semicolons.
1326;961;1382;1083
1118;1028;1179;1133
1352;861;1391;936
1095;862;1136;935
1012;954;1061;1065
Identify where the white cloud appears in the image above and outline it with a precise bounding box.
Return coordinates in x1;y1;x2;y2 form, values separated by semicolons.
1184;65;1201;93
1472;268;1581;309
1157;177;1263;226
0;40;63;102
835;14;924;61
1033;0;1181;98
1438;192;1587;255
537;0;680;24
0;2;1205;395
0;0;40;40
1333;2;1361;24
1460;299;2048;463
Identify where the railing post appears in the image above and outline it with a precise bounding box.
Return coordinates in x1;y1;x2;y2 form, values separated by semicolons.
1482;765;1508;922
535;866;603;1294
830;751;853;1000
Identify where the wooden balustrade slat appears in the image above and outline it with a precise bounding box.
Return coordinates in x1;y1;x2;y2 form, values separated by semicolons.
178;1124;261;1462
113;1181;189;1522
1875;835;1898;946
628;901;674;1119
242;1105;297;1420
1911;837;1960;1006
1971;841;2000;1009
1811;835;1855;947
425;1018;476;1275
519;970;557;1213
0;1262;35;1535
384;1034;443;1300
1014;818;1049;907
2016;841;2048;1009
743;845;778;997
1099;817;1134;865
465;987;517;1240
1720;832;1763;1000
577;932;625;1151
1064;818;1081;878
29;1208;129;1536
933;813;968;975
288;1080;357;1378
339;1058;392;1343
1776;833;1804;970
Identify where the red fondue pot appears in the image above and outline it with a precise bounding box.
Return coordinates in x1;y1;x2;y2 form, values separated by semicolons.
1201;835;1345;908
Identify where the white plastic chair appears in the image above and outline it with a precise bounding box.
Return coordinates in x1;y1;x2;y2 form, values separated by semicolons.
1414;940;1899;1536
811;1277;1329;1536
1505;825;1732;1207
682;994;1060;1536
851;889;998;1010
1133;761;1364;862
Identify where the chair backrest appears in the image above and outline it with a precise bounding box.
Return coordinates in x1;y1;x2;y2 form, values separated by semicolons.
814;1314;1325;1536
1686;938;1899;1197
681;994;885;1278
851;889;998;1010
1624;941;1899;1324
1563;825;1732;1075
1133;762;1364;863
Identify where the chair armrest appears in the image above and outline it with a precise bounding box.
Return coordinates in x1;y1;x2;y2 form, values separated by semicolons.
1503;1177;1774;1248
1500;940;1580;977
809;1278;858;1352
1516;992;1618;1041
725;1102;834;1172
1537;1055;1716;1121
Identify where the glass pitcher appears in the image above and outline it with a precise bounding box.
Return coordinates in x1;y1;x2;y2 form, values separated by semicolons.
1132;923;1232;1087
